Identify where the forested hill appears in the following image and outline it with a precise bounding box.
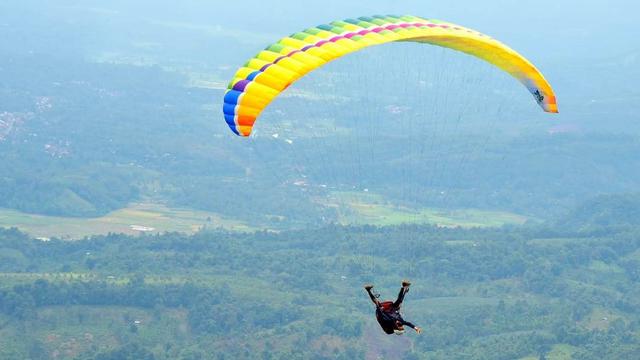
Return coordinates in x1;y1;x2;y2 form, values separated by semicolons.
1;204;639;359
555;193;640;231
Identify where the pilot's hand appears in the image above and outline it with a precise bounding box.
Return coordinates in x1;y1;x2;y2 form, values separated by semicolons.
414;327;422;334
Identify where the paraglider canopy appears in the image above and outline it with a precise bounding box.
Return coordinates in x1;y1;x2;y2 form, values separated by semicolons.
222;15;557;136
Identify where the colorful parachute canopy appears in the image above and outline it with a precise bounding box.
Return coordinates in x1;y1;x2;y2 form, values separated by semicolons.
223;15;558;137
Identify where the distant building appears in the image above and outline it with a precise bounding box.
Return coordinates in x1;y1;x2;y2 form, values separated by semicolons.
130;225;155;232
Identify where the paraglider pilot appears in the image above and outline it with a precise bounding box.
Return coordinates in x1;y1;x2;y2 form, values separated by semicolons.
365;280;422;335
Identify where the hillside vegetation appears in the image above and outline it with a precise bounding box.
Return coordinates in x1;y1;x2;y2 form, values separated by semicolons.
1;197;639;359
